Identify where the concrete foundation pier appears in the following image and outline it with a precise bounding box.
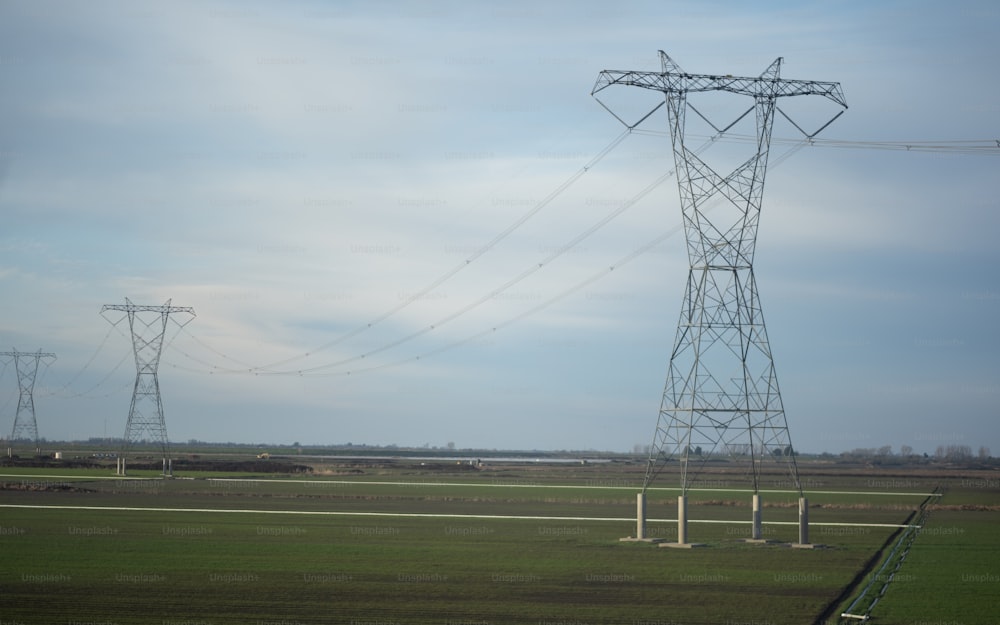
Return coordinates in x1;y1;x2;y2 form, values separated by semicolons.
636;492;646;539
752;493;763;540
619;492;664;543
791;496;821;548
799;497;809;544
740;493;772;544
677;494;688;544
660;494;704;548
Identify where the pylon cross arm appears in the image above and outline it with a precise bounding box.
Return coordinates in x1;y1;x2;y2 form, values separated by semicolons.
0;351;56;359
101;304;195;315
592;69;847;109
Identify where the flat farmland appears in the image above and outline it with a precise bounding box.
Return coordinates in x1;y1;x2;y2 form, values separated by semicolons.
867;481;1000;625
0;459;994;624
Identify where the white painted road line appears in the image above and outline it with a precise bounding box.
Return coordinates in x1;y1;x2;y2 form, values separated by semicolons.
0;503;920;528
0;473;942;497
203;477;946;497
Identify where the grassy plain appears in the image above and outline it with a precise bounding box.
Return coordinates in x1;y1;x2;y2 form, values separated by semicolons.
0;457;995;624
867;482;1000;625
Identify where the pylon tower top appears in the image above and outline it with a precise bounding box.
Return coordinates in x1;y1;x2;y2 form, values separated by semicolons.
593;51;846;130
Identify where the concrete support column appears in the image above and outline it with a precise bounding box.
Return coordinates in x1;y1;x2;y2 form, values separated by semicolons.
636;492;646;540
798;497;809;545
677;495;688;545
752;494;762;540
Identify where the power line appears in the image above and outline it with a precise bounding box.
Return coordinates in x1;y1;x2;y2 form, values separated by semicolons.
162;130;988;378
41;323;121;398
51;348;134;399
631;129;1000;155
273;167;677;376
0;360;17;417
166;130;730;376
227;204;688;378
164;136;813;379
214;129;634;375
163;133;802;378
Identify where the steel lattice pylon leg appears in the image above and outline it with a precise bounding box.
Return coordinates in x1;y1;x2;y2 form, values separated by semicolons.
102;298;195;475
1;349;56;451
593;53;846;515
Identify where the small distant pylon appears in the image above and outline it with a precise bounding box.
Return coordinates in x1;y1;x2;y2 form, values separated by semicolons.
0;349;56;452
101;298;195;476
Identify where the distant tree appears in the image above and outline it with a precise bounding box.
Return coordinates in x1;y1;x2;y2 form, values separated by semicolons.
900;445;914;457
447;441;456;451
936;444;973;461
877;445;892;457
846;447;876;458
726;443;751;456
979;446;991;460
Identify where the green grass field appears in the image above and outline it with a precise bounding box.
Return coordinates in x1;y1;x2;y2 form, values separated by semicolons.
0;460;996;624
866;483;1000;625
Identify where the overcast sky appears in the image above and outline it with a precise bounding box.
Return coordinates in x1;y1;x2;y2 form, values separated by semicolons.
1;0;997;454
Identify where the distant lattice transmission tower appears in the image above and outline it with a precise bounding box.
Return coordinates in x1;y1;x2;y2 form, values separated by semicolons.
594;52;846;546
102;298;195;475
1;349;56;451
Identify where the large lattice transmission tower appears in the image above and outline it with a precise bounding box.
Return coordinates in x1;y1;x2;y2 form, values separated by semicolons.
594;52;846;546
101;298;195;475
1;349;56;451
